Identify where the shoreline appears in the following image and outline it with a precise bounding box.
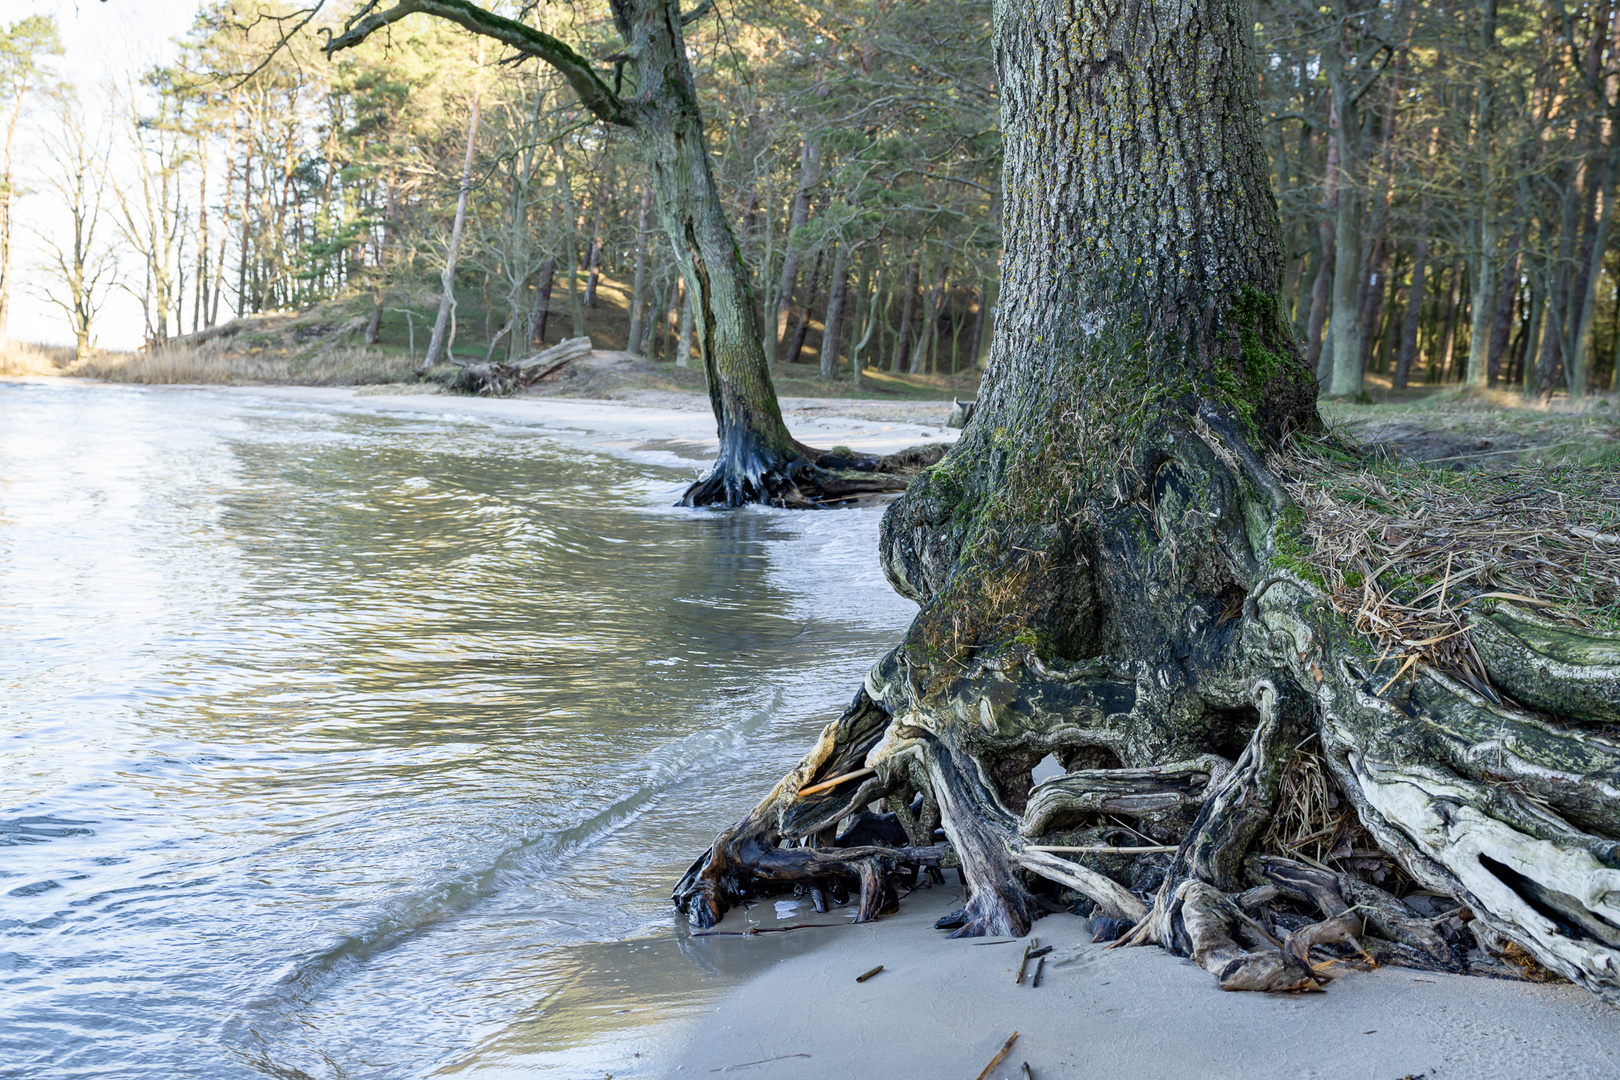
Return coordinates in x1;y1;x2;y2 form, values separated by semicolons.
14;376;1617;1077
666;887;1620;1079
151;381;964;462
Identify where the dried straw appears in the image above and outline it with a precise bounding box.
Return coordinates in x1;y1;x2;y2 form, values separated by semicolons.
1273;433;1620;689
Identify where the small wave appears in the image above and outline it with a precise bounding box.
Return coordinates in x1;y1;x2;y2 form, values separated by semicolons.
221;687;780;1047
0;815;97;846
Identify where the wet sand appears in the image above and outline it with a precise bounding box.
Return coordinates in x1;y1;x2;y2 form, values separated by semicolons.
203;383;962;461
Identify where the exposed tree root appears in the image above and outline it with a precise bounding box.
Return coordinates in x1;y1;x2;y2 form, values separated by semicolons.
678;439;945;508
674;403;1620;1004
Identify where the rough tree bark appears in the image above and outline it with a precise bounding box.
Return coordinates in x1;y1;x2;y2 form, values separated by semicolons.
327;0;912;507
675;0;1620;1006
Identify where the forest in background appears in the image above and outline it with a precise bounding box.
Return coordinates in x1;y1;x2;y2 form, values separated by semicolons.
1;0;1619;399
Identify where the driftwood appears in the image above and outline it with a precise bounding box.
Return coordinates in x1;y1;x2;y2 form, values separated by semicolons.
436;336;593;396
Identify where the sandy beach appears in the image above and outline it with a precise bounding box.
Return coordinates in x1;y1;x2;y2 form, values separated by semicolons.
29;379;1620;1078
669;887;1620;1080
201;382;965;463
170;384;1620;1078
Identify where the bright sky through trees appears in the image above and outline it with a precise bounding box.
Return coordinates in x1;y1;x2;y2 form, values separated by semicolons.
8;1;192;349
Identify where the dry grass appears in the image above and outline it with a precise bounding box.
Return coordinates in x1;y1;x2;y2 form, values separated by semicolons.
1272;421;1620;700
1259;737;1409;891
77;338;416;386
1321;386;1620;468
0;341;82;375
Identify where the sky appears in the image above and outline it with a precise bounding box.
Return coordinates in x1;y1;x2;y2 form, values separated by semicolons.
6;0;199;350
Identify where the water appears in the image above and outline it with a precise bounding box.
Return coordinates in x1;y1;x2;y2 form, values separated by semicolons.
0;379;916;1078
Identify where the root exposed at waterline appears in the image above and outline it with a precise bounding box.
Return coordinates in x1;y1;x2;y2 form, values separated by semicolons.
678;440;946;509
675;405;1620;1003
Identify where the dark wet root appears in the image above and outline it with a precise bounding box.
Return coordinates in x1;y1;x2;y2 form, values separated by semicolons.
678;441;946;508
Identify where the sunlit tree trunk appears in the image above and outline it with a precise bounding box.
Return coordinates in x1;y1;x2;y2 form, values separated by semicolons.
424;41;483;369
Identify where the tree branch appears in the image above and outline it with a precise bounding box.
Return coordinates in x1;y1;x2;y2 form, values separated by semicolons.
680;0;715;26
323;0;630;127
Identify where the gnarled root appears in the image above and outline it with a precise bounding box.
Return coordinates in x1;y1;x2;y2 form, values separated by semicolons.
672;686;958;928
675;404;1620;1006
1167;880;1322;991
678;439;945;508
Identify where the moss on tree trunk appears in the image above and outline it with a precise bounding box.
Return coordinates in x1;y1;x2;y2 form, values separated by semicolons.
676;0;1620;1005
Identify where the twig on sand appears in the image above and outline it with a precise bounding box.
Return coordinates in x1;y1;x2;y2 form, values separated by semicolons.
691;922;840;937
1015;939;1039;984
975;1032;1019;1080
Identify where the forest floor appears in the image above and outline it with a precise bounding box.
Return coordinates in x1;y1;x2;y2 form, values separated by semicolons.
1322;375;1620;469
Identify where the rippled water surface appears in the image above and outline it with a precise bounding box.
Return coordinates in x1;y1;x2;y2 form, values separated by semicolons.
0;379;916;1078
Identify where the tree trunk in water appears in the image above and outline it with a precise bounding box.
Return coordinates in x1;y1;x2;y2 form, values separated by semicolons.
675;0;1620;1006
627;184;652;354
818;243;852;381
425;41;484;369
325;1;908;507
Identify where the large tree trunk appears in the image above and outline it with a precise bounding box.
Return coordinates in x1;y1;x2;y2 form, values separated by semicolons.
675;0;1620;1007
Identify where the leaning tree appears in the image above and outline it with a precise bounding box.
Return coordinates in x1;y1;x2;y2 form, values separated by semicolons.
326;0;916;507
675;0;1620;1001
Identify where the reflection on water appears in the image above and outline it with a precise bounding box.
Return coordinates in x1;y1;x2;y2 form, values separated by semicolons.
0;379;915;1078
